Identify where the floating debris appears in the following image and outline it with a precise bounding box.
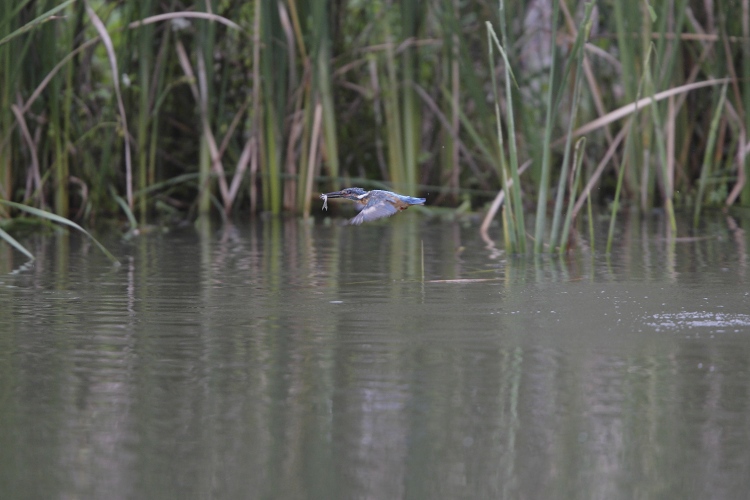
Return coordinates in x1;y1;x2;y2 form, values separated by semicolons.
643;312;750;332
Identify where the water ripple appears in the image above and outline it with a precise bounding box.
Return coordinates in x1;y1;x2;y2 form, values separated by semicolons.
643;312;750;332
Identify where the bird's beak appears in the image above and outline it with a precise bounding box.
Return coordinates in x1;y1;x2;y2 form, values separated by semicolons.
321;191;344;199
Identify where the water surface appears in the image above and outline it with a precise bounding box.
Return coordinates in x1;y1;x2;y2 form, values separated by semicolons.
1;212;749;499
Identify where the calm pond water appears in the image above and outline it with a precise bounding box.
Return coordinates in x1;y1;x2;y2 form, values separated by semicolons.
1;211;749;499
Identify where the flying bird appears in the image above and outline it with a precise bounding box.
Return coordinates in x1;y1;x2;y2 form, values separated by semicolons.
320;187;425;225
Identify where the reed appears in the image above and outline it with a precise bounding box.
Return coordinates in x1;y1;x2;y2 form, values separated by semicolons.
605;122;632;256
134;0;156;222
743;0;750;205
486;22;517;252
559;137;586;255
311;0;340;211
495;0;526;252
637;42;675;233
532;0;562;253
694;82;729;227
548;3;595;252
606;43;651;254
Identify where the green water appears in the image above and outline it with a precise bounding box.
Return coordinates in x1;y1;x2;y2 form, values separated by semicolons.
1;212;749;499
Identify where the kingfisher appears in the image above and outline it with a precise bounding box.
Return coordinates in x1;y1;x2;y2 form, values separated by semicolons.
320;187;426;225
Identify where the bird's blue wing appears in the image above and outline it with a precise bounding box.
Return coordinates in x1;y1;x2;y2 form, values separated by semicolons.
349;199;400;225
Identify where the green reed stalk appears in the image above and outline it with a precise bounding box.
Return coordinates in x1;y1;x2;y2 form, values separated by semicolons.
450;11;461;197
0;1;24;213
199;8;220;217
442;0;460;197
693;82;728;228
442;5;495;176
86;1;134;210
606;125;632;255
284;5;310;213
303;102;323;217
653;0;688;90
249;0;262;214
0;0;73;48
612;0;643;199
643;46;676;233
319;53;340;191
45;0;75;217
502;206;514;251
486;23;517;252
147;28;171;188
260;0;282;214
400;0;420;196
638;6;656;212
58;38;74;218
497;0;526;252
198;135;211;216
296;89;314;213
135;0;155;222
0;227;34;260
532;0;561;253
439;90;459;199
559;137;586;255
586;187;594;253
112;188;137;231
382;21;406;191
742;0;750;205
549;3;594;251
606;39;654;253
446;88;496;167
421;239;424;283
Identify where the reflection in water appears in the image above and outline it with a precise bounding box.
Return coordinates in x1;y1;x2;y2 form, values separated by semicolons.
0;212;749;498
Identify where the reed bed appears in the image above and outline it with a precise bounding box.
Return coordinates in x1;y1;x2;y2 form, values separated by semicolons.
1;0;748;255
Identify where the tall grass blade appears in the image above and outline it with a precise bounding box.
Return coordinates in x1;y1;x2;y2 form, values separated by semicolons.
743;0;750;205
486;22;516;252
85;1;134;210
559;137;586;255
532;0;562;253
0;200;119;265
303;102;323;217
496;1;526;251
605;126;632;255
643;43;676;232
259;0;283;214
606;43;653;253
693;82;728;227
549;3;595;251
586;188;594;253
0;0;74;47
135;0;155;221
382;22;406;191
112;190;138;230
314;3;340;199
612;0;642;197
400;0;420;195
0;227;35;260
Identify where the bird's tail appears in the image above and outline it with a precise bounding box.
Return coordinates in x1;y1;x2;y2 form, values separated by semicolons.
403;196;426;205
